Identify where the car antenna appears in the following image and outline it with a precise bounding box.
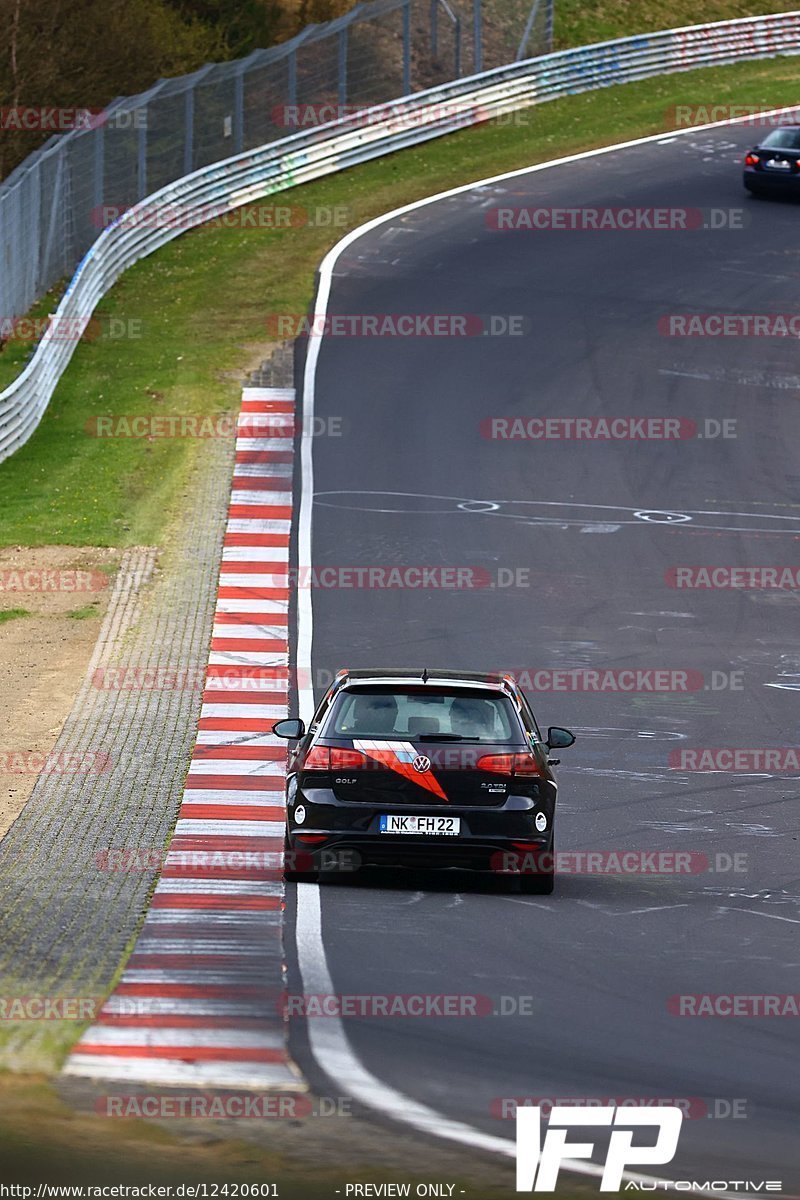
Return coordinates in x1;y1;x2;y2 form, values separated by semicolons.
421;667;429;683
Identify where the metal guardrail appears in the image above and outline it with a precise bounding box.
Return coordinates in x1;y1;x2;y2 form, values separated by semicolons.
2;9;799;462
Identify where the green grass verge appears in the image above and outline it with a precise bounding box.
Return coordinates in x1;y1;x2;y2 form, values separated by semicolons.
0;55;798;549
67;602;103;620
0;608;30;624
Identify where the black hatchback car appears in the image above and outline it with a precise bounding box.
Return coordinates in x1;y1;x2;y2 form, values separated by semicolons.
743;126;800;195
273;669;575;893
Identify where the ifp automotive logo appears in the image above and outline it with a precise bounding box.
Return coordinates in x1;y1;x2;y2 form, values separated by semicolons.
516;1105;683;1191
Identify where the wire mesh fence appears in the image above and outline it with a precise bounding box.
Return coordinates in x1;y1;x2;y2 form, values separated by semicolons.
0;0;553;328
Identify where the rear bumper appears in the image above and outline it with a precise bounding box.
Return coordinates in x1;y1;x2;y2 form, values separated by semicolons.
744;167;800;192
289;832;552;872
286;784;553;872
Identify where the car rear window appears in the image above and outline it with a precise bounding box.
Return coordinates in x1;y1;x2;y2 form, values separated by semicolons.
325;686;521;742
761;128;800;149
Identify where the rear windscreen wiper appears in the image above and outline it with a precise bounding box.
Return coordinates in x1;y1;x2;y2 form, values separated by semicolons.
415;733;468;741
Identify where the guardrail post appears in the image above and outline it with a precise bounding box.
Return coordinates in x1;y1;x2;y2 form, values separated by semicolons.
403;0;411;92
473;0;482;72
184;88;194;176
137;108;147;199
338;27;348;108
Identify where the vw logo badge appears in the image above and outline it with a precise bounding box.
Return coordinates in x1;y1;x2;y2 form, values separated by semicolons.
412;755;431;774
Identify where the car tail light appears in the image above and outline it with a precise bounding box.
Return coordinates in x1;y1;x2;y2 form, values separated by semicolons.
303;746;367;770
330;747;366;769
304;745;331;770
295;834;328;843
477;753;544;777
745;153;760;166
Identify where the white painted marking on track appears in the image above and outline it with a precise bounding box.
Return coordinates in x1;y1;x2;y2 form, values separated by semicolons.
733;908;800;926
79;1028;283;1048
154;879;283;895
174;820;284;836
63;1057;298;1088
185;760;285;777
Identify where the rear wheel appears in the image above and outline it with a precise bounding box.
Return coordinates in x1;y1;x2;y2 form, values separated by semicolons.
283;832;319;883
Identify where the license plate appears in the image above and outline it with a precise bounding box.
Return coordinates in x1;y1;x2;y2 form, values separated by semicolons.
766;158;791;170
379;814;460;835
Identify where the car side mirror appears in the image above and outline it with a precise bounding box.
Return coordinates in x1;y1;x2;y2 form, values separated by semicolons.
546;726;575;750
272;718;306;740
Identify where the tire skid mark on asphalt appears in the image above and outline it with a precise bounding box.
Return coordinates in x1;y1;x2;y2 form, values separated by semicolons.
63;387;301;1091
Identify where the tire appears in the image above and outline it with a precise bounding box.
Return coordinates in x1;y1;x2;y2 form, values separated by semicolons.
283;832;319;883
518;839;555;895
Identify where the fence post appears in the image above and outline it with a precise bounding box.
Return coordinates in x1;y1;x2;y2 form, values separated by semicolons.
40;151;64;291
473;0;482;72
338;27;348;108
288;47;297;111
93;123;105;224
516;0;541;60
137;107;147;199
184;88;194;175
403;0;411;92
234;69;245;153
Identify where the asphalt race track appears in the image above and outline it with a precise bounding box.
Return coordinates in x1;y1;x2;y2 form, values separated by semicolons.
286;124;800;1187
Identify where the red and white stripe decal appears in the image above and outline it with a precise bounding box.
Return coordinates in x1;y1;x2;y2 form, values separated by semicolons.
65;387;298;1089
353;739;449;801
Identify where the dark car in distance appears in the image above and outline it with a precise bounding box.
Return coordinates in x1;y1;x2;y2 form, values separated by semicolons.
273;668;575;893
743;126;800;195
